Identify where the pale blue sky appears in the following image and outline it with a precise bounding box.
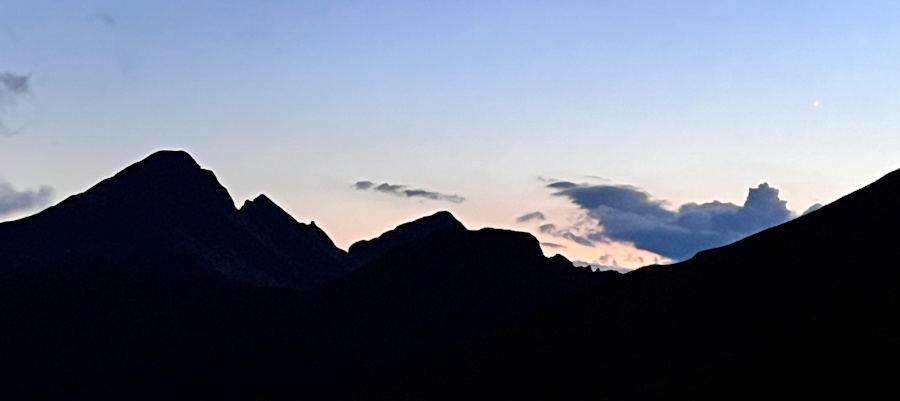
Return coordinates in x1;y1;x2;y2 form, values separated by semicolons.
2;1;899;267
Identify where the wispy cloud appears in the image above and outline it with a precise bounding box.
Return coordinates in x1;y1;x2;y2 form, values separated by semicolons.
353;181;465;203
548;181;795;261
538;223;596;247
88;12;116;25
515;211;546;223
0;182;53;216
539;242;567;249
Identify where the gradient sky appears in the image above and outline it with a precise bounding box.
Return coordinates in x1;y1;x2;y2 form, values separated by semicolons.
2;1;899;269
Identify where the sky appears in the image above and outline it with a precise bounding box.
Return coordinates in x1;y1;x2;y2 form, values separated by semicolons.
2;1;900;270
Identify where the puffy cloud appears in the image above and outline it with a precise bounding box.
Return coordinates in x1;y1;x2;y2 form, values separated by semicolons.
515;211;546;223
353;181;464;203
551;182;795;261
353;181;375;190
0;72;30;136
0;182;53;216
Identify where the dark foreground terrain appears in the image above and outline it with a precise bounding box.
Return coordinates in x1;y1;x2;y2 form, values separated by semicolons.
1;151;897;399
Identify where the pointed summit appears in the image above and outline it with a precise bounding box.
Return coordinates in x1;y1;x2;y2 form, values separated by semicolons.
239;193;336;250
69;150;237;219
241;194;296;223
239;193;357;287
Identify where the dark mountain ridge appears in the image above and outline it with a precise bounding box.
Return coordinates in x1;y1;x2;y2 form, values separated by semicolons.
0;150;355;289
0;150;604;399
347;210;465;265
428;168;900;399
1;150;899;399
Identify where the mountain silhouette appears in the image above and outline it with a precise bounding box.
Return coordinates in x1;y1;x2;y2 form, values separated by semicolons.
290;215;612;390
1;150;899;399
0;150;353;289
347;210;464;265
0;150;604;399
410;169;900;399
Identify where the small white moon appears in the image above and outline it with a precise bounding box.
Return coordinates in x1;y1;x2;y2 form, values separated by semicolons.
813;100;819;107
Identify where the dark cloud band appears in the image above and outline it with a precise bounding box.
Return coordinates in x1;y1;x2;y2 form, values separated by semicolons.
515;211;546;223
551;182;795;261
354;181;464;203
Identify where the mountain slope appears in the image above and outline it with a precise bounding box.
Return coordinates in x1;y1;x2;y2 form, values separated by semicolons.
3;149;899;399
0;150;607;400
292;217;612;380
0;150;353;289
413;169;900;399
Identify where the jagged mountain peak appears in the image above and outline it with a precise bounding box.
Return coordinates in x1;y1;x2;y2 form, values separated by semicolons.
241;194;297;222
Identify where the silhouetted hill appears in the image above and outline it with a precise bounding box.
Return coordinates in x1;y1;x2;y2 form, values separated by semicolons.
0;150;352;290
0;150;606;400
287;219;611;393
410;169;900;399
347;210;465;265
3;149;899;399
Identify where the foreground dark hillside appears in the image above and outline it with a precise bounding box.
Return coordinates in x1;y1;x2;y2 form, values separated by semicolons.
425;169;900;399
0;151;607;399
1;150;898;399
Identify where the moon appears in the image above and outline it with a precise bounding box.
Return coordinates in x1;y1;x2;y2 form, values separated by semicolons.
813;100;819;107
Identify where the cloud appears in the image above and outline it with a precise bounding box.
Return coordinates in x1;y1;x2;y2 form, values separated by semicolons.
539;242;567;249
88;12;116;25
353;181;465;203
596;254;617;266
0;73;28;93
0;182;53;216
562;232;595;247
546;181;579;189
551;182;795;261
0;72;30;136
802;203;823;216
515;211;546;223
353;181;375;190
585;175;611;182
538;223;595;247
538;223;556;233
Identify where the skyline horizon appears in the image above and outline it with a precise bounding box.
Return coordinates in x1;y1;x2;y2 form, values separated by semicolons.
1;147;881;270
4;1;899;269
